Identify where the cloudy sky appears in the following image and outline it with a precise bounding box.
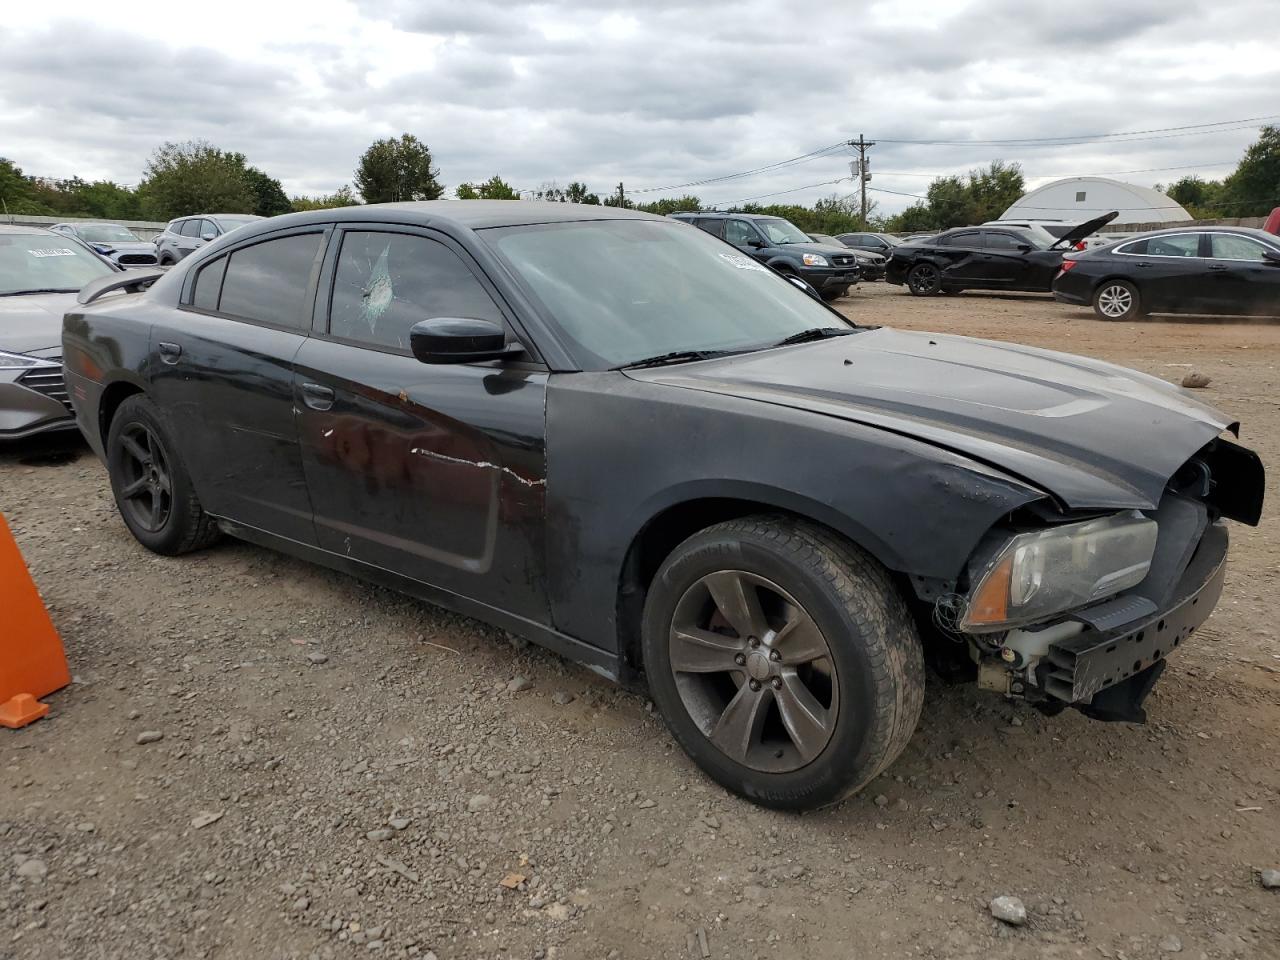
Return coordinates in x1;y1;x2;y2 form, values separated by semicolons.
3;0;1278;214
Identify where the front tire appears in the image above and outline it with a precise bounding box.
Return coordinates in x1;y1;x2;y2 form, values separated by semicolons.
106;395;220;555
641;517;925;810
907;263;942;296
1093;279;1144;321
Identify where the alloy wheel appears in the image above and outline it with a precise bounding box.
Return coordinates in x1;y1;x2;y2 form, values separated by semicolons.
909;265;940;295
668;570;839;773
1097;284;1134;318
117;422;174;533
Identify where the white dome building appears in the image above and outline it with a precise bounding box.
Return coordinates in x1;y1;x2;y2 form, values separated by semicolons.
1001;177;1191;224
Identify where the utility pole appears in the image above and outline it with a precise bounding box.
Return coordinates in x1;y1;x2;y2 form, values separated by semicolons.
851;135;875;225
616;181;625;207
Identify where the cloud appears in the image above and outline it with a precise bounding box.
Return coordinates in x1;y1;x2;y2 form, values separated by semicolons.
1;0;1276;211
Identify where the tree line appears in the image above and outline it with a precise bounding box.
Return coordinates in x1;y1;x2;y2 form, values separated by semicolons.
3;125;1274;229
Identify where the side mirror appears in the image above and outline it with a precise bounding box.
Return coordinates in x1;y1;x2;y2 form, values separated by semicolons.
200;228;218;242
1263;249;1280;265
747;237;767;249
409;317;522;365
1017;243;1034;253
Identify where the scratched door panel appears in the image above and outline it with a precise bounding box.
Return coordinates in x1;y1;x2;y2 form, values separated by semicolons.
292;336;551;622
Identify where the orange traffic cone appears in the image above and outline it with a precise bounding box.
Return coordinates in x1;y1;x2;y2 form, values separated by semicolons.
0;514;71;728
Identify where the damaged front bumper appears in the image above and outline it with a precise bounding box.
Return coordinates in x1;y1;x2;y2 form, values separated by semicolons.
977;520;1229;723
0;364;77;439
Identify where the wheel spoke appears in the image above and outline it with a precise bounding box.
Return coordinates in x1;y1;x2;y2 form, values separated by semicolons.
120;476;149;499
121;434;149;464
704;571;767;640
149;489;165;528
709;682;770;763
153;464;172;494
775;672;833;763
771;606;829;665
670;625;742;673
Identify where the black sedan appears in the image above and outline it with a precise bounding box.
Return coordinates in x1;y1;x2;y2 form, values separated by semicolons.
63;202;1263;810
886;213;1116;296
1053;226;1280;320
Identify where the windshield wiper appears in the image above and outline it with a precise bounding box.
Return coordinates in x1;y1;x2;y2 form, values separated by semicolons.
773;327;856;347
619;349;740;370
0;288;79;296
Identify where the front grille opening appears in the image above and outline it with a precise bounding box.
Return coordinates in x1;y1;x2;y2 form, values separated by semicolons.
17;365;71;412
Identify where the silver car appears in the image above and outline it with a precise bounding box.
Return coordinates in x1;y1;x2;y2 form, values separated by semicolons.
50;221;159;267
1;226;116;439
154;214;264;265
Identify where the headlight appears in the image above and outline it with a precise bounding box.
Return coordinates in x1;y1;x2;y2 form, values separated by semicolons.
802;253;828;267
961;512;1158;633
0;350;46;370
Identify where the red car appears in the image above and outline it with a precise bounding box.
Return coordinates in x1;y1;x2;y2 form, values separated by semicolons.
1264;206;1280;237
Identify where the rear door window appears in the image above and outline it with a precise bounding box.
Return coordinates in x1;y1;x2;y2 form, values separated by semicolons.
938;231;980;247
217;233;323;328
328;231;505;352
694;218;723;239
1147;234;1202;258
981;231;1025;250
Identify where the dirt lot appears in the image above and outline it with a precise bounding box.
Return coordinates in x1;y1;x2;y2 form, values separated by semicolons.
2;283;1278;960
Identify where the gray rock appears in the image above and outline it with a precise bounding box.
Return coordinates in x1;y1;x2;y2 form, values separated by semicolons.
1261;868;1280;889
551;691;575;705
468;794;493;813
366;828;394;841
16;858;48;881
1181;371;1211;389
135;730;164;745
388;817;411;831
1159;934;1183;953
873;794;889;808
307;652;329;665
291;896;310;912
989;895;1027;926
507;676;533;693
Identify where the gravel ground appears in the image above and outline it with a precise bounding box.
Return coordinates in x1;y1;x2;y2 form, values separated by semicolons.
2;283;1278;960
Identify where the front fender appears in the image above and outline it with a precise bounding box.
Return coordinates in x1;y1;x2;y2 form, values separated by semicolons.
545;373;1047;655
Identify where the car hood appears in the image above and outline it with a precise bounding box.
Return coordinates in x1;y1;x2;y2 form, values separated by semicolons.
88;240;154;255
629;328;1233;510
1050;211;1120;250
0;291;78;354
780;242;853;258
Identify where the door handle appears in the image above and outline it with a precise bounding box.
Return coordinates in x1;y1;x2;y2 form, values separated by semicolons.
301;382;335;411
1208;264;1228;272
157;341;182;364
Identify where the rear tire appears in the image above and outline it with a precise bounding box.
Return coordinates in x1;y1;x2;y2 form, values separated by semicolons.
106;395;220;555
641;516;925;810
1093;279;1144;321
907;263;942;296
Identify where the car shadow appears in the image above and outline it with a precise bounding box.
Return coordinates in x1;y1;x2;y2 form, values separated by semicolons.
0;431;90;468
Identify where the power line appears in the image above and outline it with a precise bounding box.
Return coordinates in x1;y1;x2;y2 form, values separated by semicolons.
706;178;847;209
876;160;1238;179
629;141;850;195
874;114;1280;146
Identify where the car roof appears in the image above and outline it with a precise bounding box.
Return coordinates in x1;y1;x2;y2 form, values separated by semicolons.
671;211;785;222
1132;225;1278;241
239;201;666;234
0;225;58;236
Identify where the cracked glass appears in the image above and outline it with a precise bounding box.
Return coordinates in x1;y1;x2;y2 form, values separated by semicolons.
330;232;504;351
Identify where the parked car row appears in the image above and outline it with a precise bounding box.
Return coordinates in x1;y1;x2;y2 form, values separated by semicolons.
49;200;1263;810
1;212;262;441
882;212;1279;319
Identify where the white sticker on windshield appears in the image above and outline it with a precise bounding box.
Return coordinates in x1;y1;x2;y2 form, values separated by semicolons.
28;248;77;258
718;253;768;272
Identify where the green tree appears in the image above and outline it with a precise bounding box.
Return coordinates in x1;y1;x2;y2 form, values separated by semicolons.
1221;125;1280;217
636;194;701;215
73;180;143;220
1160;175;1225;219
241;165;293;217
564;181;600;205
354;134;443;203
882;161;1025;231
137;140;255;220
455;175;520;200
0;159;53;215
291;185;360;211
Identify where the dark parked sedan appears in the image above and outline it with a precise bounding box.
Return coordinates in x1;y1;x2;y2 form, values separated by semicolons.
886;214;1116;296
64;202;1263;810
1053;226;1280;320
